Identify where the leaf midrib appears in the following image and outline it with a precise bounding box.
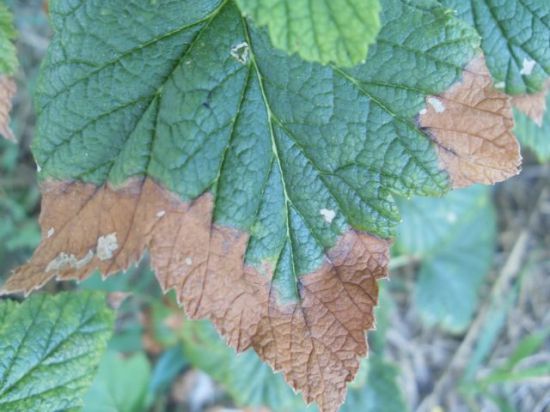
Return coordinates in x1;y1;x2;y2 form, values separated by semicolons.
241;16;301;293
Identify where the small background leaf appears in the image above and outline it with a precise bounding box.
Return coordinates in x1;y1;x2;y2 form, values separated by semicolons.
397;186;497;332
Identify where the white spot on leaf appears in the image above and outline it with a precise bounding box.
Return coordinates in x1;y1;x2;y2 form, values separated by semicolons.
47;228;55;238
495;81;505;89
76;250;95;268
231;42;250;65
427;97;446;113
320;208;336;224
46;250;94;273
96;232;119;261
46;253;73;273
520;58;536;76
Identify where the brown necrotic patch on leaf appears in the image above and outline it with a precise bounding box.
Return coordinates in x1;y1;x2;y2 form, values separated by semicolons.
419;55;521;188
511;79;550;127
2;178;389;412
0;76;16;142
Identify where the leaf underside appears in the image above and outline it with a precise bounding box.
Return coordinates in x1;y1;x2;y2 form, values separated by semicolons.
2;0;523;410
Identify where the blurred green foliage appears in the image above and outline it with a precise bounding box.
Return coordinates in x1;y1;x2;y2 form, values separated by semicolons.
0;2;17;75
0;134;41;283
83;351;152;412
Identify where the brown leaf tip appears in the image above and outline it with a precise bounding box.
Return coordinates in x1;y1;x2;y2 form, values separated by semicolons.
2;178;390;412
419;55;522;188
0;76;16;142
253;230;389;411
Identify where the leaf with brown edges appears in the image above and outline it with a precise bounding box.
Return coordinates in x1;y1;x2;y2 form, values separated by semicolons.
0;1;530;411
419;56;521;188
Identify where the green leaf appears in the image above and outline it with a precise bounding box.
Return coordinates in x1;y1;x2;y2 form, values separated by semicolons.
234;0;381;66
0;3;17;75
0;292;114;411
0;298;16;324
514;92;550;162
397;186;497;332
82;351;151;412
440;0;550;94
